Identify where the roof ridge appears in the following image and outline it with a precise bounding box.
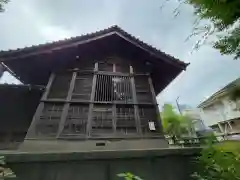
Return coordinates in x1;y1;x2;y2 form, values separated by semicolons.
0;25;188;67
197;77;240;108
0;25;121;54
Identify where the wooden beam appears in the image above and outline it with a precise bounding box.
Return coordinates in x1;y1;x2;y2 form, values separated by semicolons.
96;71;130;77
130;66;141;133
112;104;117;133
57;103;70;137
148;75;163;134
67;72;77;101
86;62;98;136
57;72;77;137
0;62;23;83
25;73;55;138
41;73;55;100
148;76;157;105
25;102;44;138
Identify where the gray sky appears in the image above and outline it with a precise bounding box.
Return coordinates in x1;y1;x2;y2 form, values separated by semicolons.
0;0;239;107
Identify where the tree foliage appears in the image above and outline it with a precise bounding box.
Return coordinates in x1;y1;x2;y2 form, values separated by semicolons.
117;172;143;180
193;141;240;180
161;104;193;141
0;156;16;179
167;0;240;59
186;0;240;59
0;0;9;12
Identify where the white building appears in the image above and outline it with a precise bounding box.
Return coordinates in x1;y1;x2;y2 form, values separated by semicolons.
197;78;240;134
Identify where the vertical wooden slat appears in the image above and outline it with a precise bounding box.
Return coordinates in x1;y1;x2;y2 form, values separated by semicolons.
67;72;77;101
95;76;97;101
106;76;108;101
148;76;157;104
87;62;98;136
102;75;105;101
148;75;163;133
25;73;55;138
99;75;102;101
42;73;55;100
111;76;113;102
57;103;70;137
112;104;117;133
25;102;44;138
57;72;77;137
130;66;142;133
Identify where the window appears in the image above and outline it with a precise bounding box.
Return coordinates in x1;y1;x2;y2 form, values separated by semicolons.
95;75;132;103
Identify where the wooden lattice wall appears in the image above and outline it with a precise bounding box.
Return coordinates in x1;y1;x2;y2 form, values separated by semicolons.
26;57;162;139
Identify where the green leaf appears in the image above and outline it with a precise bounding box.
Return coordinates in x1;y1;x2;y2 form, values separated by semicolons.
117;173;127;177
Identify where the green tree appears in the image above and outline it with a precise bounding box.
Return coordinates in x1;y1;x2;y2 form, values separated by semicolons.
117;173;143;180
161;104;193;143
189;0;240;59
193;141;240;180
167;0;240;59
0;0;9;12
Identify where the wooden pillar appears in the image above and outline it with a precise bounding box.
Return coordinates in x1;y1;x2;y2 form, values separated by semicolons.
130;66;142;133
148;75;163;133
57;72;77;137
112;64;117;133
26;73;55;138
86;62;98;137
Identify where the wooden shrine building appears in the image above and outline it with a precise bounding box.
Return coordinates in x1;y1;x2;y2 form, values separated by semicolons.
0;26;188;151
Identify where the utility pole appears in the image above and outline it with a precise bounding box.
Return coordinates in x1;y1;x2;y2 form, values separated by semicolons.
176;96;182;115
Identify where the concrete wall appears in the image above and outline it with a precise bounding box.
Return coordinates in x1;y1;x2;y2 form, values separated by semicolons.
2;148;200;180
19;138;169;152
200;96;240;128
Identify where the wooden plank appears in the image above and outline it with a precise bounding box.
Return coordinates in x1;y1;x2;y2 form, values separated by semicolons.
67;72;77;101
25;102;44;138
130;73;142;133
87;63;98;136
57;72;77;137
26;73;56;138
148;76;157;105
96;71;130;76
113;64;116;72
41;73;55;100
112;104;117;133
57;103;70;137
148;76;163;133
130;65;134;74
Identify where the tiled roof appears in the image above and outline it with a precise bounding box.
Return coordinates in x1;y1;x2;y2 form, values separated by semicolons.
0;25;188;69
197;77;240;108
